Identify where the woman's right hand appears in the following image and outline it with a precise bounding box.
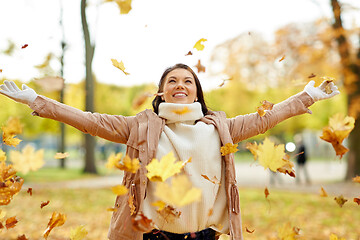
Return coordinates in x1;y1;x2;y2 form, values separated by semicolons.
0;80;38;105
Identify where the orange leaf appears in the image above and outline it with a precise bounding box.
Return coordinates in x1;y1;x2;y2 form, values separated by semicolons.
40;200;50;209
319;187;328;197
156;205;181;223
220;143;238;156
245;226;255;233
278;55;285;62
185;51;193;56
277;154;295;178
264;187;269;199
194;59;205;73
354;197;360;205
27;188;32;196
352;176;360;183
131;213;154;232
43;212;66;239
256;100;274;117
128;195;136;215
5;216;18;229
21;44;28;49
0;162;24;206
201;174;220;185
17;234;28;240
334;195;348;208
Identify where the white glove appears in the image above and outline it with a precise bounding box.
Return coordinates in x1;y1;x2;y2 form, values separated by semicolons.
0;80;38;105
304;80;340;102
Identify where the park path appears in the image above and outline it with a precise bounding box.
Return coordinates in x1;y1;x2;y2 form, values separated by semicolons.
24;161;360;198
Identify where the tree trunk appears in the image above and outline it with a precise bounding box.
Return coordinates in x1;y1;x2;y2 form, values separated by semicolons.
81;0;97;174
330;0;360;179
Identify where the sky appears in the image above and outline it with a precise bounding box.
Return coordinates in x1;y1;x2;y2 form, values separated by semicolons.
0;0;359;91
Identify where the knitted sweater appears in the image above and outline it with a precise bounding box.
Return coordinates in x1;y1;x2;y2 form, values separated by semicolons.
142;102;229;234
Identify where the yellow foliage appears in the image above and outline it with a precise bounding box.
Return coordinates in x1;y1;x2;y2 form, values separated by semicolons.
193;38;207;51
111;185;128;196
111;59;130;75
9;145;44;175
70;225;88;240
43;212;66;239
220;143;238;156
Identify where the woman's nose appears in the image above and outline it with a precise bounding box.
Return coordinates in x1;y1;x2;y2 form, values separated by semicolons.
175;81;185;89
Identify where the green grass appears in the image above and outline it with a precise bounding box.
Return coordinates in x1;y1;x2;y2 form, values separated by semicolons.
1;187;359;240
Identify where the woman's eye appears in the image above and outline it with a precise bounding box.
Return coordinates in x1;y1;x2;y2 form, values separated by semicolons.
186;80;192;83
168;79;176;83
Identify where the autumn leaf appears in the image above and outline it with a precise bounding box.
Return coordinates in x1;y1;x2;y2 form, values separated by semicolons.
0;150;6;162
132;92;152;109
245;226;255;233
21;44;28;49
106;0;132;14
0;162;24;206
34;53;53;69
278;55;285;62
106;153;140;173
354;197;360;205
10;144;44;174
111;59;130;75
194;59;205;73
131;213;154;232
106;152;122;169
220;143;238;156
0;209;6;219
277;154;295;178
111;185;128;196
155;175;202;207
264;187;270;199
320;113;355;159
193;38;207;51
106;207;117;212
247;138;287;172
5;216;18;229
156;205;181;223
70;225;88;240
40;200;50;209
277;222;300;240
151;200;166;211
2;133;21;147
43;212;66;239
2;117;23;147
0;69;2;73
146;151;186;182
321;76;335;94
17;234;28;240
185;51;193;56
320;187;328;197
26;187;32;196
201;174;220;185
171;106;191;115
54;152;69;159
334;195;348;208
329;233;346;240
256;100;274;117
352;176;360;183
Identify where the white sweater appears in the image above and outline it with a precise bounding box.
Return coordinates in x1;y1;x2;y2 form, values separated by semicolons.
142;102;229;234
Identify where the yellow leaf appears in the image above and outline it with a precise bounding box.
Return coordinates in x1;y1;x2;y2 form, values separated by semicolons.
2;131;21;147
156;205;181;223
105;152;122;169
155;175;201;207
151;200;166;211
117;155;140;173
193;38;207;51
329;233;346;240
256;100;274;117
70;225;88;240
111;0;132;14
352;176;360;183
146;151;185;182
320;187;328;197
2;117;23;135
277;222;300;240
43;212;66;239
10;144;44;174
54;152;69;159
334;195;348;208
111;185;128;196
0;150;6;162
111;59;130;75
220;143;238;156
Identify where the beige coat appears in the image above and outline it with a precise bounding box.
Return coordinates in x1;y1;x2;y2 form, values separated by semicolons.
29;91;314;240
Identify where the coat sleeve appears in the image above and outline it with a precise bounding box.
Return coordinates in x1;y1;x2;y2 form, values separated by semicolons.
227;91;314;144
29;95;134;144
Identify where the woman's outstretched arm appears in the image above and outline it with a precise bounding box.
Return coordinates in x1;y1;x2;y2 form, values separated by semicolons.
227;80;340;143
0;80;133;144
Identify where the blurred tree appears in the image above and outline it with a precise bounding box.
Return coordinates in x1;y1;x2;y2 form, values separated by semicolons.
330;0;360;179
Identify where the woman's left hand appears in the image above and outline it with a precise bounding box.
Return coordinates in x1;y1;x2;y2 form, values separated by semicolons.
304;80;340;102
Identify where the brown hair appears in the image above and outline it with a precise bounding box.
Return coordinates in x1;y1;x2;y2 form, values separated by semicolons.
152;63;208;115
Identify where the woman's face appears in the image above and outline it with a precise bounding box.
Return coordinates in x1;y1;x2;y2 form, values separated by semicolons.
162;68;197;104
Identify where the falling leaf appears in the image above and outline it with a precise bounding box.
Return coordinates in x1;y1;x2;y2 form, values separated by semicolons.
334;195;348;208
308;73;316;78
151;200;166;211
21;44;28;49
277;154;295;178
34;53;53;69
256;100;274;117
354;197;360;205
352;176;360;183
279;55;285;62
171;106;191;115
0;150;6;162
10;144;44;174
320;113;355;159
245;226;255;233
201;174;220;185
156;205;181;223
106;207;117;212
185;51;193;56
34;76;64;92
111;185;128;196
320;187;328;197
146;151;185;182
117;155;140;173
70;225;88;240
132;92;152;109
2;133;21;147
218;234;230;240
194;59;205;73
2;117;23;147
277;222;300;240
40;200;50;209
27;188;32;196
111;59;130;75
155;175;202;207
5;216;18;229
247;138;288;172
17;234;28;240
0;69;2;73
54;152;69;159
106;152;122;169
0;162;24;206
110;0;132;14
220;143;238;156
193;38;207;51
131;213;154;232
264;187;270;199
43;212;66;239
329;233;346;240
321;77;335;94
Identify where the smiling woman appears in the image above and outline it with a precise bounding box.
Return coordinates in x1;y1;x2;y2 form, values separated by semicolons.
0;63;339;240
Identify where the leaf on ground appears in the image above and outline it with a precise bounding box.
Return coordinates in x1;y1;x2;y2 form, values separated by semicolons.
111;185;128;196
220;143;238;156
334;195;348;208
320;113;355;159
43;212;66;239
193;38;207;51
155;175;202;207
146;151;185;182
320;187;328;197
111;59;130;75
5;216;18;229
256;100;274;117
10;145;44;174
131;213;154;232
70;225;88;240
40;200;50;209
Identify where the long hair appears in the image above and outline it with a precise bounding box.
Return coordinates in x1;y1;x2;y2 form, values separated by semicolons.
152;63;208;115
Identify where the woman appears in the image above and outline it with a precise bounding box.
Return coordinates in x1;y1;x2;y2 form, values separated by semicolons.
0;63;339;240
